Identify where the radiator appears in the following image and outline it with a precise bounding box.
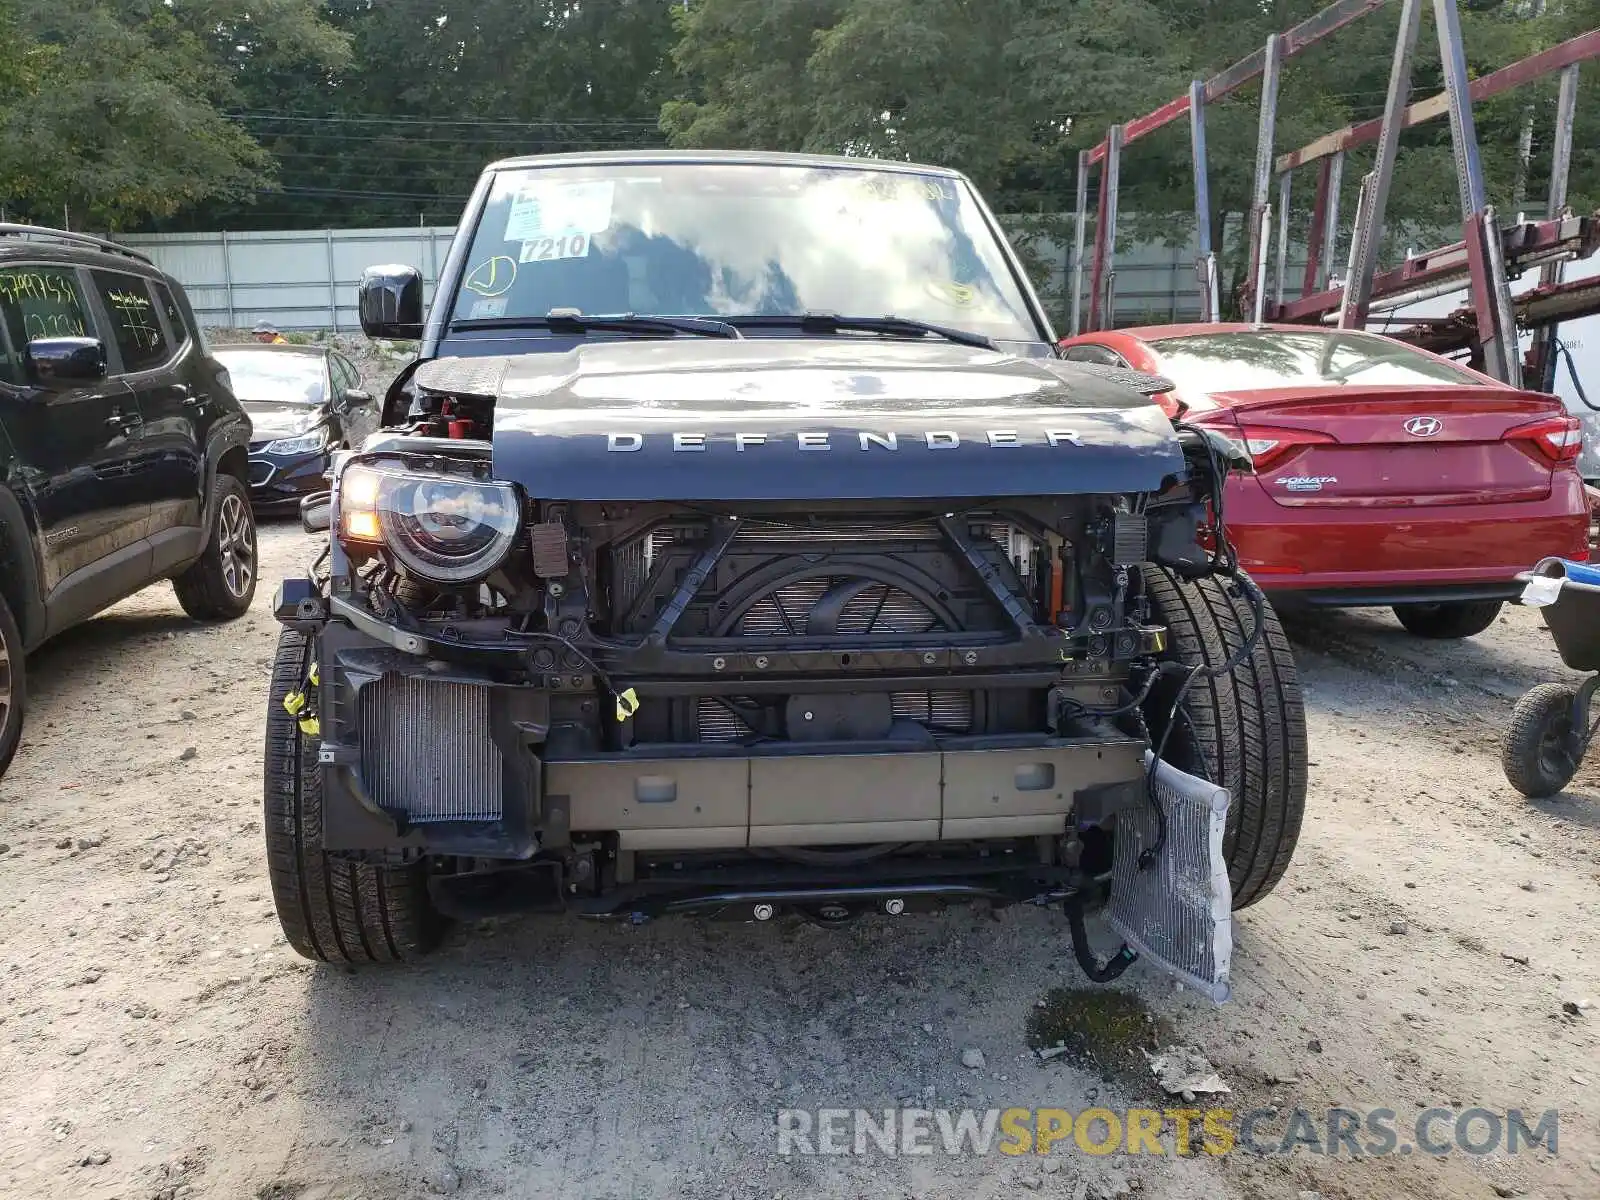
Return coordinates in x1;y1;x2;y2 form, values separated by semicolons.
358;675;503;823
1106;755;1233;1004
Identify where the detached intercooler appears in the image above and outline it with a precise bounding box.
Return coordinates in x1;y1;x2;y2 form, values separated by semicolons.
358;675;503;822
1106;755;1233;1004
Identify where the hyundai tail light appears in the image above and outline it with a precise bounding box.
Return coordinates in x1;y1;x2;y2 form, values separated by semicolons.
1188;416;1336;472
1506;414;1583;465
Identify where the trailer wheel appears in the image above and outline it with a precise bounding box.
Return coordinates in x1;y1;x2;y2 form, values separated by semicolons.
264;628;443;962
1141;567;1308;909
1391;599;1502;640
1502;682;1584;799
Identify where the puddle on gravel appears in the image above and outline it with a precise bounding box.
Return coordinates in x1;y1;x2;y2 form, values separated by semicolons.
1025;986;1174;1090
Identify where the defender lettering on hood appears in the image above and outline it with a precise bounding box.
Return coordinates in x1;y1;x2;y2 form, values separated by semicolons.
409;340;1186;501
605;429;1086;452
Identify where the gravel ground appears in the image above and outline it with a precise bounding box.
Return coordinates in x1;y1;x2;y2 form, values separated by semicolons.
1;514;1598;1195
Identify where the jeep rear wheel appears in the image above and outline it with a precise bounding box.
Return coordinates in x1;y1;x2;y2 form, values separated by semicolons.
264;628;443;962
1141;567;1308;909
0;592;24;779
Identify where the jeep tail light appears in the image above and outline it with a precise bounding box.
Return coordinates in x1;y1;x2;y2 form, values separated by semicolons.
1506;414;1583;465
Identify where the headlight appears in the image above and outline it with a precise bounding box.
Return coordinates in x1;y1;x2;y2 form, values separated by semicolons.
263;429;328;456
338;464;520;584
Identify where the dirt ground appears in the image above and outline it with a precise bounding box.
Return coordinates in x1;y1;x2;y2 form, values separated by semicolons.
2;517;1598;1200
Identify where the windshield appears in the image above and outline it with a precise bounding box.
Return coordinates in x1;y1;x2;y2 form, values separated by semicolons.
450;161;1042;343
215;351;327;405
1145;330;1480;391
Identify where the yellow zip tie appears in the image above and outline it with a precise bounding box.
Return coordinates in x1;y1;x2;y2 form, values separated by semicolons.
283;690;307;716
615;687;640;723
298;715;321;737
308;662;320;687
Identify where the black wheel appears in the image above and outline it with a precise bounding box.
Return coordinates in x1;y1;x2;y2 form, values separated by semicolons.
264;628;443;962
174;473;258;620
1392;599;1502;640
0;592;24;779
1502;682;1585;799
1141;567;1308;909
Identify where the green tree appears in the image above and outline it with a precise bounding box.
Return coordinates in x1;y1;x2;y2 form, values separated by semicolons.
662;0;1600;322
0;0;348;229
181;0;679;230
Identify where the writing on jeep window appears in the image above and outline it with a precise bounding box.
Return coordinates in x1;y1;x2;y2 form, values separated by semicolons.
0;267;89;343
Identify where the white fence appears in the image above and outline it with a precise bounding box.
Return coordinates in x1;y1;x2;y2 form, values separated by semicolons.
118;225;458;332
116;218;1305;333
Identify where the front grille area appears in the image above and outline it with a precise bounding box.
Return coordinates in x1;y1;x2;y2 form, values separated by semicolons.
735;578;942;637
359;675;502;822
601;512;1042;745
695;690;974;743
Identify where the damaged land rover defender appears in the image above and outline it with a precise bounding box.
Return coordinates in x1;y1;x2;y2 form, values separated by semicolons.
264;151;1307;983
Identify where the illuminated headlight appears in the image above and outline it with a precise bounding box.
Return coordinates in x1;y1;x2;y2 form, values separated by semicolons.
338;465;520;584
263;429;329;456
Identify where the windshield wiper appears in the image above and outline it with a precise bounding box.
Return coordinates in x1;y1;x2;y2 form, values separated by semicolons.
728;311;997;351
450;309;742;339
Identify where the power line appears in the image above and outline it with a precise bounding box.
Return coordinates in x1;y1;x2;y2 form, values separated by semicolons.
228;111;665;129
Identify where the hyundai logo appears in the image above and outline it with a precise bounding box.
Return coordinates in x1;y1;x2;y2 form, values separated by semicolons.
1404;416;1443;437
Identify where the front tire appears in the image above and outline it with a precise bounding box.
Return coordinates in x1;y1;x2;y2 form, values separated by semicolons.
0;593;24;779
1392;599;1502;640
264;628;443;962
1502;682;1584;799
1141;567;1308;909
174;473;258;620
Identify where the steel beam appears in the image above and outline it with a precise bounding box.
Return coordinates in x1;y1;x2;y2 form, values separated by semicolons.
1434;0;1518;384
1277;29;1600;173
1277;214;1600;323
1071;149;1089;336
1253;205;1273;324
1322;152;1344;291
1275;173;1292;307
1085;0;1387;166
1087;127;1123;330
1102;124;1123;327
1339;0;1423;330
1243;35;1284;319
1189;79;1219;322
1530;63;1580;389
1302;156;1332;296
1087;159;1109;331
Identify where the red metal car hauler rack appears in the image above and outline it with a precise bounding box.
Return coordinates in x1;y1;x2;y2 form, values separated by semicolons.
1071;0;1600;394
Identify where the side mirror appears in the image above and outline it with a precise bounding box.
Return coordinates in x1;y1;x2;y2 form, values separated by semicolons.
342;387;372;410
26;337;106;385
358;265;424;339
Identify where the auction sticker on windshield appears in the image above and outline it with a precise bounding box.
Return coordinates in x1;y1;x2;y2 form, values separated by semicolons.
519;233;591;263
504;180;615;242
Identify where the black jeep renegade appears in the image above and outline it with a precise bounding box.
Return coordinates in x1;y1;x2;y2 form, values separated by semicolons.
0;225;257;779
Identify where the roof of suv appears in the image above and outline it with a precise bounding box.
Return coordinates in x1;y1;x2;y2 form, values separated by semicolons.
482;148;965;178
0;222;156;272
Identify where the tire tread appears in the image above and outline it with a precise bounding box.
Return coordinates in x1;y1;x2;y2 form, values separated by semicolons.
1141;567;1308;909
174;474;257;621
1501;682;1581;799
263;628;441;962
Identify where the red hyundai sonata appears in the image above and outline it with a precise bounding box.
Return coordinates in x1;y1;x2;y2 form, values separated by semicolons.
1057;323;1590;639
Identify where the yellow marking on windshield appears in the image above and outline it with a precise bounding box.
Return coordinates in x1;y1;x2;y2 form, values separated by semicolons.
463;256;517;298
